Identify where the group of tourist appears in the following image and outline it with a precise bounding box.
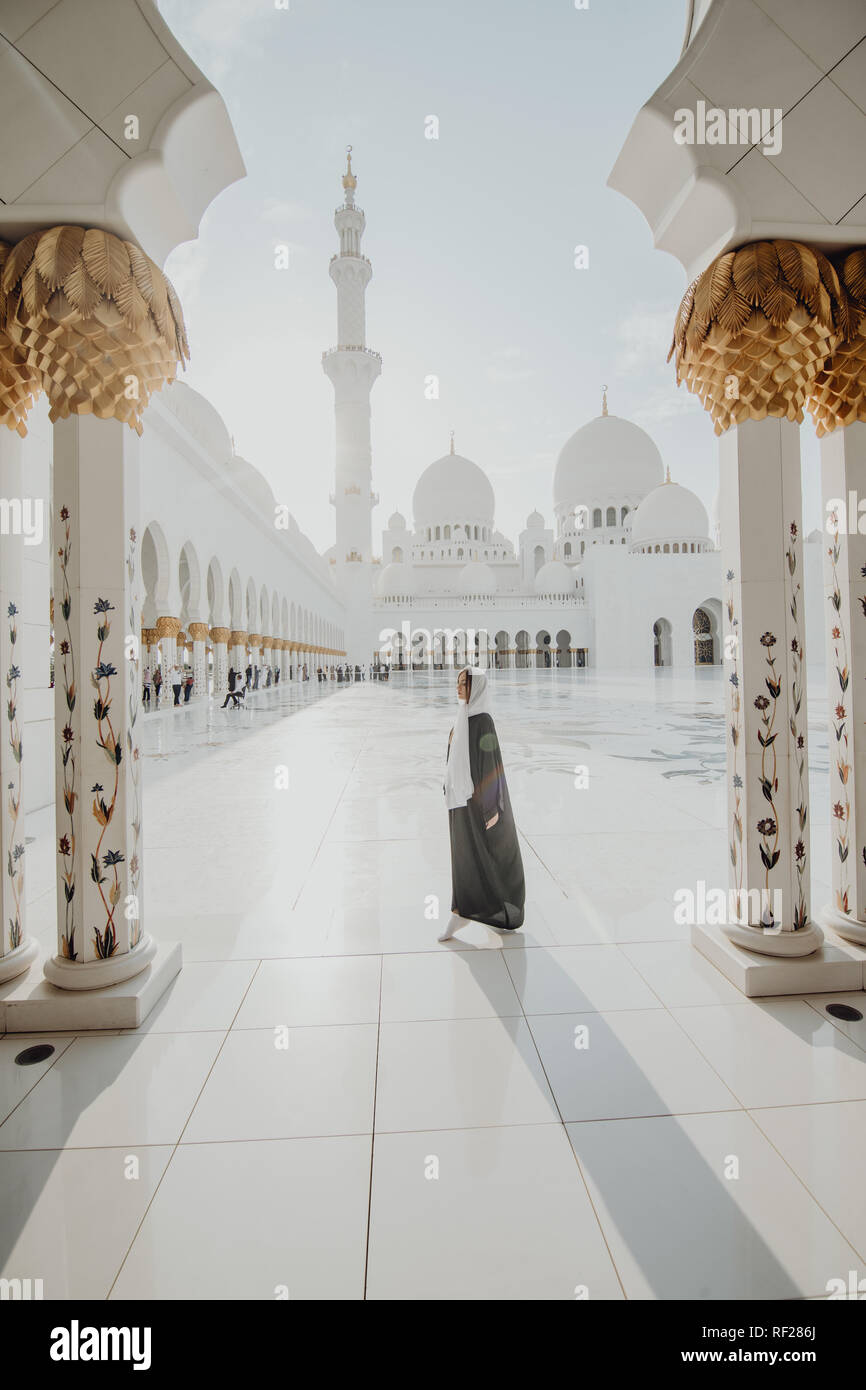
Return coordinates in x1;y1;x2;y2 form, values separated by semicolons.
140;655;389;712
142;664;194;709
316;663;372;682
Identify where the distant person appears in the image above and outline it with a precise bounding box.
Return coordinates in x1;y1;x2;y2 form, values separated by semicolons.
221;667;237;709
439;666;524;941
153;667;162;706
170;664;183;706
183;672;194;703
142;666;151;708
245;663;252;690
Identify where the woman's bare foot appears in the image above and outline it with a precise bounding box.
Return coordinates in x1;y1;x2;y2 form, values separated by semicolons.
437;913;466;942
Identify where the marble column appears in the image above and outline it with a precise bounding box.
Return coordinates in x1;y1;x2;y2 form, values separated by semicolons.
155;614;179;684
188;622;208;696
47;415;158;987
718;418;821;955
0;431;38;983
230;630;247;679
210;627;229;694
249;633;262;683
261;637;272;677
820;421;866;944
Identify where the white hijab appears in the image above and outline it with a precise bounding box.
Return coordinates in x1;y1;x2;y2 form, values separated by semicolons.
445;666;490;810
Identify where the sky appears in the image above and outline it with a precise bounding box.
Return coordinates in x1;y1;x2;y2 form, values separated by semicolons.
158;0;822;553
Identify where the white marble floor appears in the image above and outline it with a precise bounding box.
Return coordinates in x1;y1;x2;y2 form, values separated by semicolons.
2;668;865;1300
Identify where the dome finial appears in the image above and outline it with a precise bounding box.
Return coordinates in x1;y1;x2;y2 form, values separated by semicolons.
450;429;455;455
602;384;608;416
665;465;671;483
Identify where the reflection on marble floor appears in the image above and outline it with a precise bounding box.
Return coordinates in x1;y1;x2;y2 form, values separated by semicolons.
1;668;864;1300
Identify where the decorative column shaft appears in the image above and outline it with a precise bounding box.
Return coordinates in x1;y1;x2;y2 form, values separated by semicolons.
188;621;208;695
671;240;848;958
210;627;229;694
230;631;247;677
155;614;179;682
719;418;819;951
0;432;38;982
48;416;155;986
820;424;866;942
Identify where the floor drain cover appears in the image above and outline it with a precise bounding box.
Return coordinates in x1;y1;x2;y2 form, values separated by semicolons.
14;1044;55;1066
826;1003;863;1023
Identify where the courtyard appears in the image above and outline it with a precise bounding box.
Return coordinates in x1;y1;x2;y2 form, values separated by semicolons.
2;670;864;1300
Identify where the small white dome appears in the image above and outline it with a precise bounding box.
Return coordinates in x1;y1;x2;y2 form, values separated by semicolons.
388;510;406;529
458;561;498;596
630;478;710;548
526;509;545;529
377;562;416;597
413;452;495;528
534;560;576;595
554;413;664;509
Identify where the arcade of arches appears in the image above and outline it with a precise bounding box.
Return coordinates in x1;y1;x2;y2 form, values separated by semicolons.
381;628;588;670
139;524;346;695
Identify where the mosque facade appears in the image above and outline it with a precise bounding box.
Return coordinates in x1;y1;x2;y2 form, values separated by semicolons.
322;157;821;675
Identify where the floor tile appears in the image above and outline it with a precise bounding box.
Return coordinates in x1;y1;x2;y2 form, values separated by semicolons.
375;1018;559;1132
183;1025;379;1142
0;1033;223;1149
750;1100;866;1264
380;950;521;1022
234;956;381;1028
528;1009;740;1121
567;1110;861;1299
367;1124;623;1300
0;1146;172;1298
505;944;663;1014
111;1136;371;1300
672;1000;866;1109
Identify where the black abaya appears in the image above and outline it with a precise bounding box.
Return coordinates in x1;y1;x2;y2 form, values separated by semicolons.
447;712;525;929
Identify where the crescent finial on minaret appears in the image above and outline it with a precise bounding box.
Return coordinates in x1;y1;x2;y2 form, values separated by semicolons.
342;145;357;194
602;384;609;416
450;430;455;455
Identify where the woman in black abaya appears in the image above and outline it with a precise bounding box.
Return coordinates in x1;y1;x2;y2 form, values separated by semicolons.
439;666;525;940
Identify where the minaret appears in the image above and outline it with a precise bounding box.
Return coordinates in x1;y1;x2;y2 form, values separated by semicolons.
322;147;381;663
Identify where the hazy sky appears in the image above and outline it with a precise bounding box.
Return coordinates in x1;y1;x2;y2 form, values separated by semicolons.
158;0;821;552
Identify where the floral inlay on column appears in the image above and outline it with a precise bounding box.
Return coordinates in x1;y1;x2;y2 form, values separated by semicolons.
126;528;142;947
786;523;808;930
91;597;123;959
754;631;781;924
827;505;852;917
57;505;77;959
726;570;744;900
5;601;23;951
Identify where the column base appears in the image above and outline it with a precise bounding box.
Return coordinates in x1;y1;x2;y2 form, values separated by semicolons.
0;937;39;984
720;919;824;957
0;940;181;1032
818;904;866;947
44;933;158;989
692;922;862;998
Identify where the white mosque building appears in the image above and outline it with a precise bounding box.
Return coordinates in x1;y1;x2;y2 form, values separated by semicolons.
320;153;772;675
373;400;727;671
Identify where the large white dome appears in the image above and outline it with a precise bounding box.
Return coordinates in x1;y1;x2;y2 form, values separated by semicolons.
377;561;416;597
630;479;710;548
413;452;495;528
554;413;664;509
534;560;576;596
457;561;498;596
